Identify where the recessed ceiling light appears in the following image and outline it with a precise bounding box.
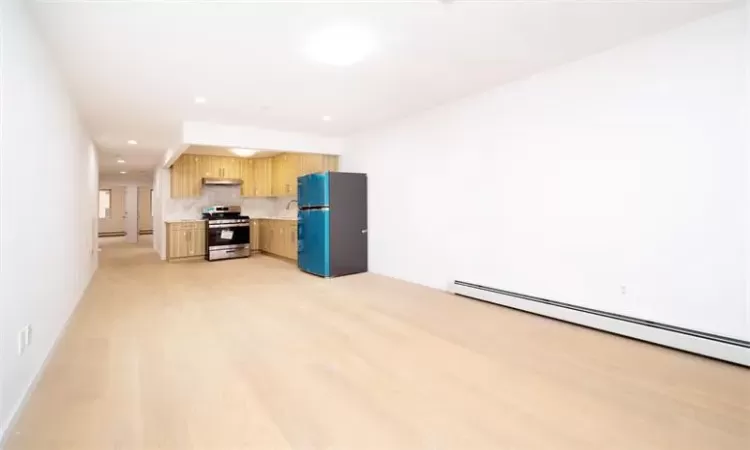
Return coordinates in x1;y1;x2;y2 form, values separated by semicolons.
322;115;332;121
116;158;126;164
127;140;137;145
194;96;206;104
229;148;257;157
120;171;127;174
305;25;378;66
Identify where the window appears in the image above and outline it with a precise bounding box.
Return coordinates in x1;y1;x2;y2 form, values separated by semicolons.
98;189;111;219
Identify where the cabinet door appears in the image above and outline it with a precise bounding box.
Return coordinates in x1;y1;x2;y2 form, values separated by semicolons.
170;159;183;198
271;155;284;196
213;157;228;178
254;158;272;197
171;156;201;198
268;223;275;253
167;225;179;258
322;155;339;172
285;154;301;197
170;157;187;198
276;222;285;256
288;223;298;260
259;220;268;251
186;155;202;196
251;220;260;251
197;155;217;178
168;226;188;259
185;229;195;256
240;159;255;196
193;226;206;256
223;157;242;179
299;154;324;176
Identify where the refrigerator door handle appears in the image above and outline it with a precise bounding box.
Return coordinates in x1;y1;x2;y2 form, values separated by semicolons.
297;223;304;253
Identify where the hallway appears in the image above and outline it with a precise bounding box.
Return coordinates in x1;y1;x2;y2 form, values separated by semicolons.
4;243;750;449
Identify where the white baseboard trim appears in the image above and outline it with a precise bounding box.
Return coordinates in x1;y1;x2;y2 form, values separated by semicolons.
450;281;750;367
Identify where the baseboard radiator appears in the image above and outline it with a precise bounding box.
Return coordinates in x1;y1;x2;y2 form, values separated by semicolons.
451;281;750;367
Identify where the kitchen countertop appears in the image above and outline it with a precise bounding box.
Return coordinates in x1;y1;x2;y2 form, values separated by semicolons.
165;217;297;223
164;219;207;223
249;217;298;221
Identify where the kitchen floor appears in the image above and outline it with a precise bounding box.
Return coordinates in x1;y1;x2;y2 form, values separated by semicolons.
4;242;749;450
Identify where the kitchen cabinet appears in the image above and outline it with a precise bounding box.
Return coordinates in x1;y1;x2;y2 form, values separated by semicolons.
250;220;261;252
240;159;255;197
258;220;270;252
256;219;298;260
299;154;339;176
252;157;273;197
285;222;298;260
166;221;206;260
170;152;337;198
170;154;202;198
272;154;300;197
199;156;240;179
216;156;241;179
197;155;217;178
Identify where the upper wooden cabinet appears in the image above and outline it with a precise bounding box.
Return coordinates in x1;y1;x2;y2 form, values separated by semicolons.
253;157;273;197
299;154;339;176
198;155;240;179
171;154;202;198
240;159;255;197
170;153;338;198
272;153;300;197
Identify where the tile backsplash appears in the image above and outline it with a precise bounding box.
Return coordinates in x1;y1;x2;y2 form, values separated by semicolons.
164;185;298;220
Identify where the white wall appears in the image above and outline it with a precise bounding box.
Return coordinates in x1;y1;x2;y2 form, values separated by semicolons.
153;168;169;259
344;8;749;341
0;0;99;439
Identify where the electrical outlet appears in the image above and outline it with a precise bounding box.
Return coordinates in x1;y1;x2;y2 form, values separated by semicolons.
620;285;627;295
17;329;25;355
24;325;32;347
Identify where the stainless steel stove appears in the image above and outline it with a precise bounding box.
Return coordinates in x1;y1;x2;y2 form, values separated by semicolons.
202;205;250;261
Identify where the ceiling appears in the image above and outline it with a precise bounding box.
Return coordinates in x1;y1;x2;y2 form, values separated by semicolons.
30;0;734;176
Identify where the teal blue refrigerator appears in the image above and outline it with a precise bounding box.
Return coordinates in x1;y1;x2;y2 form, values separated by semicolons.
297;172;367;277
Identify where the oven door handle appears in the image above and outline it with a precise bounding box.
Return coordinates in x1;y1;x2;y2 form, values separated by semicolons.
209;223;250;229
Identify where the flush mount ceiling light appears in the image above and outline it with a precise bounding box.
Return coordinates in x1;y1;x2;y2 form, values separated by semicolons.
120;171;127;174
305;25;378;66
194;96;206;104
230;148;257;157
127;140;137;145
322;115;332;121
116;158;126;164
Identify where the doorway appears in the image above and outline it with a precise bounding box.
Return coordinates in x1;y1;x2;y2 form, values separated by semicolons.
138;187;153;235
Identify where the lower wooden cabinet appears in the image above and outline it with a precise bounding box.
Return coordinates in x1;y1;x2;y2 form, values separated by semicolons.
250;220;261;252
256;219;297;260
166;221;206;260
166;219;296;261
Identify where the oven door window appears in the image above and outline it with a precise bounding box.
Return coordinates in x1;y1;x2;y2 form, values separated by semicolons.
208;225;249;247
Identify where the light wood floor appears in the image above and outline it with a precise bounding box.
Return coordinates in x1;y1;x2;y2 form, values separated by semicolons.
5;238;749;449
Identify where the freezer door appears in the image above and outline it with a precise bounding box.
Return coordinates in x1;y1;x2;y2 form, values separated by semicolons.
298;172;330;208
297;209;330;277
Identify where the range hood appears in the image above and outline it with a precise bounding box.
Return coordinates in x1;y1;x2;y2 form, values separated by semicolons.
202;177;243;186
